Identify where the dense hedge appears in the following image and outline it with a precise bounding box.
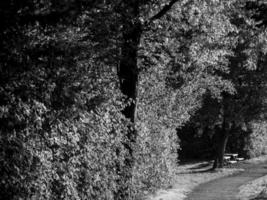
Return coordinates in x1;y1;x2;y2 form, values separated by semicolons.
132;123;178;199
0;14;180;200
0;93;179;200
0;44;179;199
0;92;129;200
243;121;267;158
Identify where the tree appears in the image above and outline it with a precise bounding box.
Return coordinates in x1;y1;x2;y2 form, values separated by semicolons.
180;0;267;168
175;0;267;169
116;0;242;196
211;1;267;168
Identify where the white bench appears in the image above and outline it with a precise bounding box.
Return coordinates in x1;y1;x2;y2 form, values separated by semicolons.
224;156;231;160
225;153;238;159
228;160;237;164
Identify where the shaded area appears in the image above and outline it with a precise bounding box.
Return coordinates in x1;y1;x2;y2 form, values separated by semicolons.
188;162;212;170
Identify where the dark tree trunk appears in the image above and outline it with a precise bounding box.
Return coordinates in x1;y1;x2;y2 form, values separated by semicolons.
116;1;142;199
119;3;141;170
119;1;141;164
119;2;141;127
217;130;229;168
213;124;230;169
115;0;179;198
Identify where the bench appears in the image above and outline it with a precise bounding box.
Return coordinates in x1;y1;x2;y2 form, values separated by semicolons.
225;153;238;160
224;153;245;164
228;160;237;164
224;156;231;161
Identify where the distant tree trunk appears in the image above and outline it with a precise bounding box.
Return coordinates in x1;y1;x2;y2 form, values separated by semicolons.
213;123;230;169
218;130;229;168
116;1;142;199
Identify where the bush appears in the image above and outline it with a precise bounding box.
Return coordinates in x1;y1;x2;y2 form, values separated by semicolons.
243;121;267;158
131;124;178;199
128;66;181;199
0;92;129;200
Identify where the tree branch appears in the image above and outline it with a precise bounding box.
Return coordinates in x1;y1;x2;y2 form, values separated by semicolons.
149;0;180;22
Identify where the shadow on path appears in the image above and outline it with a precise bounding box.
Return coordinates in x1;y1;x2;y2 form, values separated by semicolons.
188;162;212;170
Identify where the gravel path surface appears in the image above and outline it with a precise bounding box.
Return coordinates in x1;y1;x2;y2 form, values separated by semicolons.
186;161;267;200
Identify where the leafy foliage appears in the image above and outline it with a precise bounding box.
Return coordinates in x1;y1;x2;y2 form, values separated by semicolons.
244;121;267;158
177;0;267;167
0;2;129;199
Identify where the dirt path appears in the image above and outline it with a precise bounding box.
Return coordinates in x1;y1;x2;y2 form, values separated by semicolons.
186;161;267;200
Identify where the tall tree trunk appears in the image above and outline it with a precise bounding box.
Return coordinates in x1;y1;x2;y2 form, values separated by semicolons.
213;123;230;169
116;1;142;199
119;3;141;171
217;130;229;168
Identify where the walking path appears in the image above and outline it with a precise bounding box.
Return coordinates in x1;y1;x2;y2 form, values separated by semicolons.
186;161;267;200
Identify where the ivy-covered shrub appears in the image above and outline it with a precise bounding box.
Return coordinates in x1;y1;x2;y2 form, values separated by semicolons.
131;124;178;199
243;121;267;158
0;17;130;198
0;90;129;200
128;63;182;199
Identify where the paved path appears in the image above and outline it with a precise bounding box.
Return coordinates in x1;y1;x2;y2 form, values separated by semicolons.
186;161;267;200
